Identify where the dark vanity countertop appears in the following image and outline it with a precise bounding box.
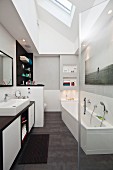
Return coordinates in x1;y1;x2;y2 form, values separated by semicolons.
17;84;45;87
0;101;34;131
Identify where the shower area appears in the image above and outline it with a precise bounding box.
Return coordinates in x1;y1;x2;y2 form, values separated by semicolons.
79;0;113;169
61;0;113;169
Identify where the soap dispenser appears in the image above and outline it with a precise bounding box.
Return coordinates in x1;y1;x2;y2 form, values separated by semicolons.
28;88;31;98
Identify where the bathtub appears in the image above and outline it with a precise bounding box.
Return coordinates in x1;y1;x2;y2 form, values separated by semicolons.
61;100;113;155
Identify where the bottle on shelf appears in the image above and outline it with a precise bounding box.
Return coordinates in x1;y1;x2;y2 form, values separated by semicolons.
20;56;29;63
25;67;30;72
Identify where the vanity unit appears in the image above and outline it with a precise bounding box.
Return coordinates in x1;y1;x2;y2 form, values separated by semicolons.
0;101;35;170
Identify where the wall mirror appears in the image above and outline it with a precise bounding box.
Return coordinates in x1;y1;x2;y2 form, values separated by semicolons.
0;50;13;86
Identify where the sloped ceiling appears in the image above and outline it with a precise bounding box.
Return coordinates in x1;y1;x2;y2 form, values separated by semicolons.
36;0;108;43
0;0;38;55
0;0;108;54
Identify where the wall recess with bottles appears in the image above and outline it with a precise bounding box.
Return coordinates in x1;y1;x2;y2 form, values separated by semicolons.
16;41;33;86
60;55;78;90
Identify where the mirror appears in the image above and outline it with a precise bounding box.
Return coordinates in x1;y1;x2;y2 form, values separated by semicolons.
0;50;13;86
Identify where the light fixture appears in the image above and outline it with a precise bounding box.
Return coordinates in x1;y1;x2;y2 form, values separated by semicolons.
82;44;86;47
22;39;26;42
108;10;112;15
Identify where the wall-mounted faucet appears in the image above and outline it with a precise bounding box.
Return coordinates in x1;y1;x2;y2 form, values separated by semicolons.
100;102;108;127
84;97;86;114
100;102;106;112
87;99;91;104
4;94;8;102
90;105;97;124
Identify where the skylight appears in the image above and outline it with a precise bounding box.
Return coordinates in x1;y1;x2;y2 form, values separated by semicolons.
37;0;76;27
52;0;72;14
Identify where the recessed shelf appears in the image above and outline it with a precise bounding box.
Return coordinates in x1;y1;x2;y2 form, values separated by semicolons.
63;65;77;73
16;41;33;86
60;55;78;90
21;109;28;144
63;72;77;78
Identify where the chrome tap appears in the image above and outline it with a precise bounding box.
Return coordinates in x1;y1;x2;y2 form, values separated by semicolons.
4;94;8;102
100;102;108;127
87;99;91;104
90;105;97;124
84;97;86;114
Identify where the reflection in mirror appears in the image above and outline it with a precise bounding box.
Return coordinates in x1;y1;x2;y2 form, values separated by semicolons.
0;51;13;86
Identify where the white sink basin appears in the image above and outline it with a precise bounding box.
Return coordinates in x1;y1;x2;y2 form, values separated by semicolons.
0;99;30;116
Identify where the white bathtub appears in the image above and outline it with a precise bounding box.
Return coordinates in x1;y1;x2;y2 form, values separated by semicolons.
61;100;113;155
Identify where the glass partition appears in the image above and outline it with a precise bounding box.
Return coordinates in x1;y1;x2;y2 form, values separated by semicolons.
79;0;113;169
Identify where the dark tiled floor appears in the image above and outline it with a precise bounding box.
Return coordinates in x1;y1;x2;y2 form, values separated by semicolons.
11;112;113;170
11;112;78;170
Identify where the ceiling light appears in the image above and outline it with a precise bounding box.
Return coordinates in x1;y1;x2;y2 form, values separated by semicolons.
82;44;86;47
22;39;26;42
108;10;112;15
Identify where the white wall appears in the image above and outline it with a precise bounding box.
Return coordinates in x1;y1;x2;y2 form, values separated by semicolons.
39;20;76;54
0;24;16;64
0;24;16;101
80;0;113;98
12;0;39;52
44;90;61;112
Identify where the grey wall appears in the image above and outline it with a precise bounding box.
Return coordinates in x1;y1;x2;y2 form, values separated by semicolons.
80;0;113;98
0;56;3;82
34;55;60;90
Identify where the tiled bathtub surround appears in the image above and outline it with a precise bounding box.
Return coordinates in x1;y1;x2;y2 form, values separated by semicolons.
80;91;113;126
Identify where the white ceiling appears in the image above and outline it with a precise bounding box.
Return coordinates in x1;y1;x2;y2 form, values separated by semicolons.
0;0;38;55
36;0;108;43
37;1;79;42
0;0;109;54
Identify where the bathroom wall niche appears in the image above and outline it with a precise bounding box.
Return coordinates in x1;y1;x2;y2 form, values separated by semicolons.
0;50;13;86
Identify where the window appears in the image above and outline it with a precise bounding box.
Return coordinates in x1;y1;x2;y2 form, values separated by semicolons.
52;0;73;14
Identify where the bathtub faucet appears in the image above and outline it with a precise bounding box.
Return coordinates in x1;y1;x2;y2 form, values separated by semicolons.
90;105;97;124
100;102;106;112
4;94;8;102
100;102;108;127
84;97;86;114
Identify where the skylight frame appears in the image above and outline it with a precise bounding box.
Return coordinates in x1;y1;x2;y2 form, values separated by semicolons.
52;0;73;14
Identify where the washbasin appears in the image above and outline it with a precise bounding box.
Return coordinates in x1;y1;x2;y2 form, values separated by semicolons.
0;99;30;116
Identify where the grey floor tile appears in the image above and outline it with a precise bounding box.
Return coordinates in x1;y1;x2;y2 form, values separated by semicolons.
11;164;24;170
11;111;113;170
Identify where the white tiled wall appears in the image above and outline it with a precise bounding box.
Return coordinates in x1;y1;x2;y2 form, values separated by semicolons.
81;91;113;126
